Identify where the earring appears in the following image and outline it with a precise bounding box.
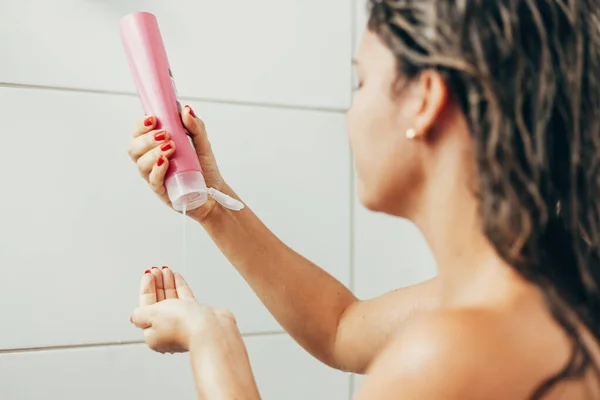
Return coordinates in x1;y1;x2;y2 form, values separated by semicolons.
406;128;417;139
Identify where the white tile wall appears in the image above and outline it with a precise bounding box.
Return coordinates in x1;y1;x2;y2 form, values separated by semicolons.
0;0;440;399
0;334;350;400
0;0;352;110
0;86;349;350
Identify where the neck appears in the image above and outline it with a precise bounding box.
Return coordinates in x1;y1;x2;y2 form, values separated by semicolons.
411;155;507;305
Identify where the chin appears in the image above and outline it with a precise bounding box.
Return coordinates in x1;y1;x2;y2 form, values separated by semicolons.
357;181;386;213
357;180;412;218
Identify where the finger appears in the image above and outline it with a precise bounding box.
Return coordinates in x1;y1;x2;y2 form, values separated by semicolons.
161;266;178;299
174;272;195;299
132;115;156;138
139;269;157;306
148;155;169;196
182;105;213;158
127;129;169;161
131;306;153;329
151;267;166;302
136;140;175;179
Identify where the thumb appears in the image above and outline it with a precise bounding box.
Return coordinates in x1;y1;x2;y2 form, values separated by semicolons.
181;105;213;159
131;306;154;329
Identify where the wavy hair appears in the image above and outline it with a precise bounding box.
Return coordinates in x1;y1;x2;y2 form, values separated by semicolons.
367;0;600;397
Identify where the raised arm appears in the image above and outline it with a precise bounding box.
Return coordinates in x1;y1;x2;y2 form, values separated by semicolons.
128;109;440;374
201;186;440;372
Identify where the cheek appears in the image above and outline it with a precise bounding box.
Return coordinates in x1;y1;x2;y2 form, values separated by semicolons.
347;92;399;209
347;91;387;179
347;91;422;214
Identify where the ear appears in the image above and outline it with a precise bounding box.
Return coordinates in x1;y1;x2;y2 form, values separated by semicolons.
413;70;449;138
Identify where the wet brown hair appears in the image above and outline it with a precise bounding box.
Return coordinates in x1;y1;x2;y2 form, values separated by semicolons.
367;0;600;398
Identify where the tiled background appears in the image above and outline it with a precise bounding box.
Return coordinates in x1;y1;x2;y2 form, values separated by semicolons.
0;0;436;398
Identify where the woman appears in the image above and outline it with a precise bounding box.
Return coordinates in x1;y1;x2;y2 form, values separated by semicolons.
127;0;600;398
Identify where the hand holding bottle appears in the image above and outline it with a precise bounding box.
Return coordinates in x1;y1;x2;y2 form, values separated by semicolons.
127;105;229;221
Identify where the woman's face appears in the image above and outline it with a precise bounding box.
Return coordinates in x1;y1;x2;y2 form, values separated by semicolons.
347;31;428;217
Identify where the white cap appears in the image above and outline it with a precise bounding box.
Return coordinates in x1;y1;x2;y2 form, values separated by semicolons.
165;170;208;212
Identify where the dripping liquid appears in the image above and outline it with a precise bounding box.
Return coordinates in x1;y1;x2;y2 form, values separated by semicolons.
181;202;187;275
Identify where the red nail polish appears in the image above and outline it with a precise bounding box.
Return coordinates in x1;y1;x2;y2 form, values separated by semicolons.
157;156;165;167
186;105;197;118
154;131;166;141
162;266;168;270
161;143;172;152
144;117;153;127
144;270;151;274
152;266;159;269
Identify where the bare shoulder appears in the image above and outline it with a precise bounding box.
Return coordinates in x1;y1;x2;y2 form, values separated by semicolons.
354;309;526;400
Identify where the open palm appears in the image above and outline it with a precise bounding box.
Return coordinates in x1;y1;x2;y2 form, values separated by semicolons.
132;267;205;353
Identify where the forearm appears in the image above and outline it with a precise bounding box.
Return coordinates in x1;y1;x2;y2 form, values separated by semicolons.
198;184;358;370
190;333;259;400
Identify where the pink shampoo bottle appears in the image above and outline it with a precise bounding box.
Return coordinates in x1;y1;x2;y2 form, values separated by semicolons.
120;12;208;212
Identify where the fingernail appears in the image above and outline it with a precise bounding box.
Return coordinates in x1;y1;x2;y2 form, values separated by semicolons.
186;105;197;118
161;143;172;152
157;155;165;167
144;116;154;127
152;266;159;269
154;131;166;141
162;266;168;270
144;270;151;274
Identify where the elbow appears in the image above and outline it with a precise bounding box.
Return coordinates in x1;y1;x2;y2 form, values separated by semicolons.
327;341;369;374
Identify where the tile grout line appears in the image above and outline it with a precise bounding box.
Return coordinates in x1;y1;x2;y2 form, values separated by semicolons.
0;330;286;355
348;154;357;400
0;340;145;354
0;82;347;114
349;0;358;399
